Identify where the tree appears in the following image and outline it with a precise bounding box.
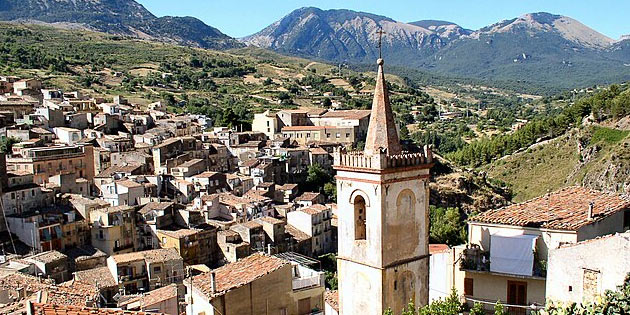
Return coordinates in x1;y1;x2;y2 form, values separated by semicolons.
324;182;337;202
429;206;467;246
0;137;19;154
306;164;331;190
322;97;332;108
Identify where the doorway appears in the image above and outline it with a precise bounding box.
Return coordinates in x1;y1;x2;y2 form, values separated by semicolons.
507;280;527;315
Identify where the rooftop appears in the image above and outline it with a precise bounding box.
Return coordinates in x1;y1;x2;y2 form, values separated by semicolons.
26;250;67;264
286;224;311;242
28;302;162;315
325;290;339;312
111;248;181;264
299;204;329;215
73;266;117;288
192;253;288;299
295;192;323;202
470;186;630;231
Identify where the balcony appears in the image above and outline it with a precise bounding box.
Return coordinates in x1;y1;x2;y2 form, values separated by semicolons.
292;274;324;291
292;265;325;291
460;245;546;278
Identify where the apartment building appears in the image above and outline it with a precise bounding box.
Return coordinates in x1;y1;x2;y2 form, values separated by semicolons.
7;145;94;184
287;204;334;256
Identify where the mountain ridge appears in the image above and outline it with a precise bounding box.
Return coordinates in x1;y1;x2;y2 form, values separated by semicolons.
243;8;630;90
0;0;243;49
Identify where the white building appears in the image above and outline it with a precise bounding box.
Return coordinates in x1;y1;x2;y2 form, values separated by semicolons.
546;231;630;304
287;204;334;256
101;180;144;206
53;127;83;145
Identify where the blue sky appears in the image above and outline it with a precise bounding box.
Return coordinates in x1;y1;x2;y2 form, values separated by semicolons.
136;0;630;39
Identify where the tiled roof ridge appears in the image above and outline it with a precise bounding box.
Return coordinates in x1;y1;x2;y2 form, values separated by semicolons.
469;186;630;230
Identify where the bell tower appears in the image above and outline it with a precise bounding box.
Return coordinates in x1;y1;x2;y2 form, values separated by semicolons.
335;58;433;315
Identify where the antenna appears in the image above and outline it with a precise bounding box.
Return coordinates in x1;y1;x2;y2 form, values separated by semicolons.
376;27;386;59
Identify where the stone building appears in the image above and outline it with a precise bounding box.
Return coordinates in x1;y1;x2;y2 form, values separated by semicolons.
546;231;630;304
460;186;630;311
334;58;434;315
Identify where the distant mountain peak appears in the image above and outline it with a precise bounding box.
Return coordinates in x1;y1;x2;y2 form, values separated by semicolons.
0;0;243;49
242;7;460;64
473;12;614;49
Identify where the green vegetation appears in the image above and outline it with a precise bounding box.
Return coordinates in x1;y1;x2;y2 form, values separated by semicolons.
448;84;630;167
0;137;19;154
429;206;467;246
591;126;630;144
319;253;338;290
383;288;462;315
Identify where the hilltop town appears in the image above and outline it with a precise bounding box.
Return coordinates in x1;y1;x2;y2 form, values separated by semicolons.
0;4;629;315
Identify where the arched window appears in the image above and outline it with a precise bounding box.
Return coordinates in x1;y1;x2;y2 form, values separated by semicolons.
354;195;366;240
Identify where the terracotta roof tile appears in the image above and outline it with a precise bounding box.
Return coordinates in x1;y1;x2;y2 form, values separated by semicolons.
29;302;162;315
111;248;181;264
286;224;311;242
299;204;329;215
73;266;117;289
192;253;288;298
295;192;323;202
470;186;630;231
325;290;339;311
429;244;450;254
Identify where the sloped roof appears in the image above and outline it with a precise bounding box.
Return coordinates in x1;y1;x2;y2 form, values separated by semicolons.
364;59;401;156
470;186;630;231
192;253;289;299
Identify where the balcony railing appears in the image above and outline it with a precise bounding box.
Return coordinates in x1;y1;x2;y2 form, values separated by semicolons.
292;274;324;291
460;245;546;278
459;246;490;272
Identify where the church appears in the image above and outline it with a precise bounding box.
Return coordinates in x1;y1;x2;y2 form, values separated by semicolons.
334;57;434;315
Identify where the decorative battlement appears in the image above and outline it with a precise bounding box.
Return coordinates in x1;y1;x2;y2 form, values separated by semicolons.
334;145;433;171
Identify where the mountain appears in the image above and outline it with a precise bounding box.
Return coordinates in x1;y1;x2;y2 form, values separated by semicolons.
0;0;242;49
241;7;449;64
423;13;630;88
409;20;472;41
245;9;630;91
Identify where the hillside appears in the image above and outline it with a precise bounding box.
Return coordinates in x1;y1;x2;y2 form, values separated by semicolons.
0;0;242;49
484;126;630;202
244;9;630;91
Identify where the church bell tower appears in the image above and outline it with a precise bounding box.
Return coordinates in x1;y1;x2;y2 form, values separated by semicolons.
334;57;434;315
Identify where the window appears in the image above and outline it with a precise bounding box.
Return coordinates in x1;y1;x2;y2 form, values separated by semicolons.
31;190;35;196
624;210;630;231
154;266;162;273
99;230;104;240
464;278;474;296
346;133;350;138
354;195;366;240
336;133;340;138
10;193;15;200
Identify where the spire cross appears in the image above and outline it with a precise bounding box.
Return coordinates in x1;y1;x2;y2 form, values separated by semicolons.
376;28;386;59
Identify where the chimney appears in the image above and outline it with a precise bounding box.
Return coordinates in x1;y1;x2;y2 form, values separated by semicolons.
210;272;216;294
588;202;594;220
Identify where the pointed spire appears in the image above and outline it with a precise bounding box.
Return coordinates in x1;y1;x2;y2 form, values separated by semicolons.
364;58;402;156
